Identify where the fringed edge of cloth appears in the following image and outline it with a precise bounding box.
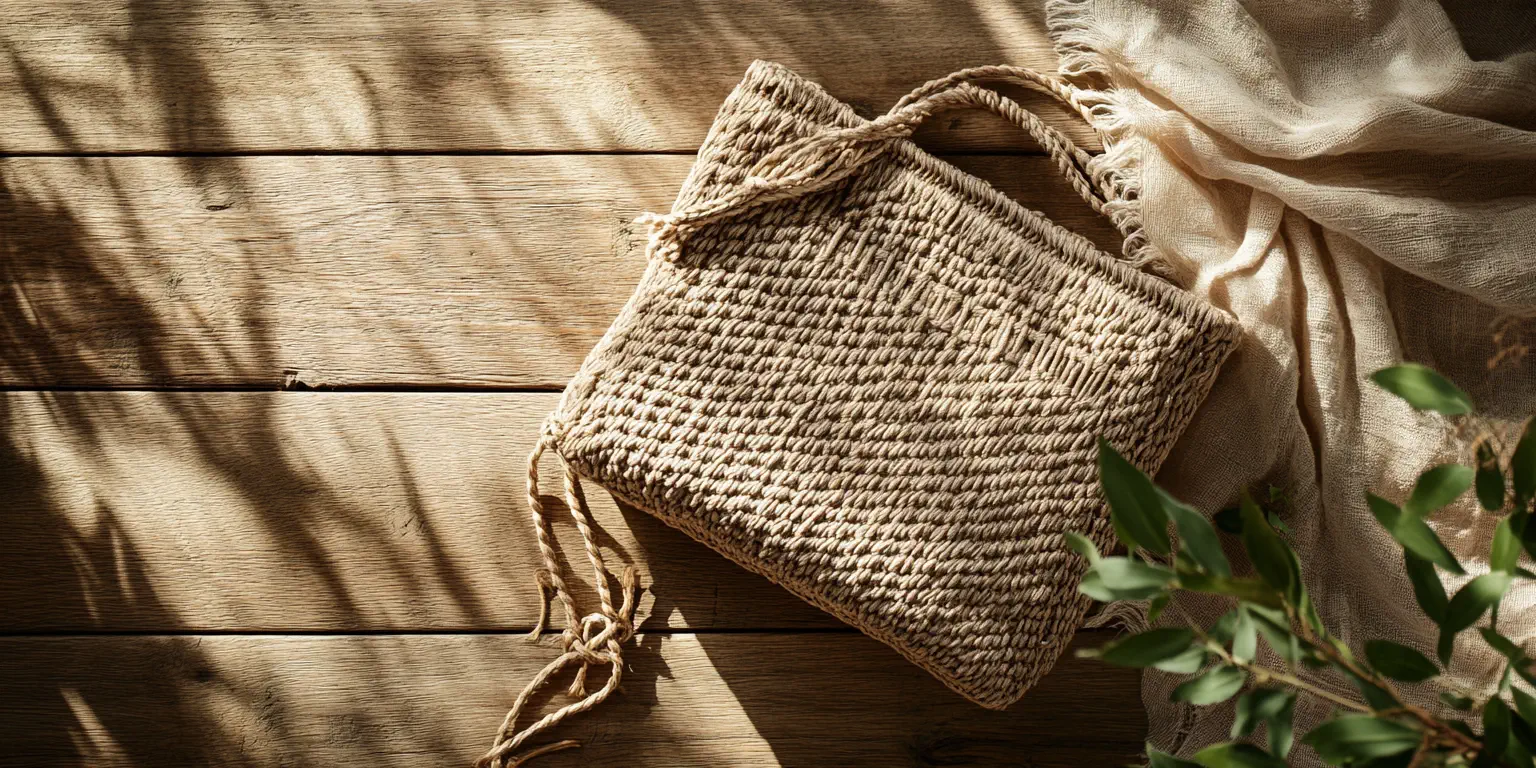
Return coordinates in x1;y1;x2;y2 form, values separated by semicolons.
1046;1;1204;753
1045;0;1196;289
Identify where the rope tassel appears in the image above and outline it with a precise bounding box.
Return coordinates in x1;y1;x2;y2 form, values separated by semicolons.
477;431;641;768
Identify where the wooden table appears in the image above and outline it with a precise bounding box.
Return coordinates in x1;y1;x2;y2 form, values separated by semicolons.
0;2;1144;765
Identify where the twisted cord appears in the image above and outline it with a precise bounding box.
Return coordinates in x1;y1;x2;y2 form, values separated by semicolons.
635;64;1154;273
478;430;642;768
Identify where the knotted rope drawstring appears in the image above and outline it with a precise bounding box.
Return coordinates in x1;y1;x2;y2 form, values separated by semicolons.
636;64;1170;280
477;427;640;768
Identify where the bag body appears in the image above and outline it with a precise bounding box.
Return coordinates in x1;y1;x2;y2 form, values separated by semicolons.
481;60;1240;766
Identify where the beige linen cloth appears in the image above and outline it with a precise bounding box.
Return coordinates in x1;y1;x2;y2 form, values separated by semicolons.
1042;0;1536;760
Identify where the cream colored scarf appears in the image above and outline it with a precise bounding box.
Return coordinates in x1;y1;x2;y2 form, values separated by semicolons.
1045;0;1536;762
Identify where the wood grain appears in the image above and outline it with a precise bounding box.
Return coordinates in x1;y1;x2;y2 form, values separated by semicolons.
0;390;842;632
0;631;1142;768
0;155;1122;389
1;2;1148;761
0;0;1096;155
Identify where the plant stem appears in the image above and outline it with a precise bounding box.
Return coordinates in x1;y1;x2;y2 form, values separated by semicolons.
1203;641;1372;714
1288;604;1485;758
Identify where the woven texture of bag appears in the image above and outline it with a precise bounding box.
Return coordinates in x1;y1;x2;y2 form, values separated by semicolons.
479;60;1241;767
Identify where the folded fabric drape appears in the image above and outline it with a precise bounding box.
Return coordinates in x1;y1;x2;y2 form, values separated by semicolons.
1045;0;1536;762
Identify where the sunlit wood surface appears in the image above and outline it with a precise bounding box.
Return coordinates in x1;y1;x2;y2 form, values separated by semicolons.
0;2;1145;766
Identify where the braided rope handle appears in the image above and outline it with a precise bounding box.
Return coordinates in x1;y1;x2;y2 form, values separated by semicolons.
639;63;1156;275
895;65;1113;207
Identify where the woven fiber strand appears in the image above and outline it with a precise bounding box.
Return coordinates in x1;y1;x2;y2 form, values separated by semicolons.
482;60;1240;765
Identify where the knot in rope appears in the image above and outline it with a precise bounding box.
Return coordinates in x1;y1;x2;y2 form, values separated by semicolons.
478;434;642;768
635;211;688;263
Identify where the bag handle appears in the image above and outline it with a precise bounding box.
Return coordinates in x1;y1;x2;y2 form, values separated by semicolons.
639;64;1166;280
894;65;1116;215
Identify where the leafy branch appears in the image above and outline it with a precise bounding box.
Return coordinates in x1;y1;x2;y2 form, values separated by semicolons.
1073;363;1536;767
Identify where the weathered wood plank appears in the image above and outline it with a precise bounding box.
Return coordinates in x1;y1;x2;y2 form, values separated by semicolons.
0;631;1142;767
0;0;1094;154
0;155;1122;388
0;390;843;632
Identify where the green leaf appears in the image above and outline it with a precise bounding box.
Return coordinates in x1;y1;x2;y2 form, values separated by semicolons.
1232;689;1296;758
1208;609;1240;644
1478;440;1508;512
1481;627;1527;664
1095;628;1197;668
1240;492;1297;594
1364;639;1438;683
1516;688;1536;729
1161;489;1232;578
1367;494;1464;574
1440;690;1474;711
1214;507;1243;534
1355;753;1417;768
1171;665;1245;706
1357;749;1413;768
1148;592;1172;623
1299;587;1326;636
1247;605;1305;666
1345;668;1400;712
1301;715;1421;765
1519;514;1536;567
1508;728;1536;768
1080;557;1176;601
1063;532;1101;564
1515;692;1536;753
1268;697;1297;759
1445;572;1515;634
1153;647;1211;675
1403;551;1448;623
1406;464;1474;516
1438;571;1515;664
1179;572;1285;609
1213;506;1290;536
1098;438;1171;555
1192;742;1287;768
1147;747;1204;768
1438;628;1456;668
1516;419;1536;509
1372;363;1474;416
1480;698;1513;768
1495;516;1524;573
1231;607;1257;663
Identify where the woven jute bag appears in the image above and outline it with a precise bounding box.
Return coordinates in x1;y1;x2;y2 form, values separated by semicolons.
478;61;1241;767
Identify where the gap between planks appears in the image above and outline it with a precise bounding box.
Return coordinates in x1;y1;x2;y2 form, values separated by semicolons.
0;0;1095;154
0;387;1140;764
0;154;1123;390
0;631;1142;768
0;388;1120;659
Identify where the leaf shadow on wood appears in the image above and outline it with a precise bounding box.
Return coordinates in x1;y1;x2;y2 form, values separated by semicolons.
0;393;258;766
0;0;1139;765
0;166;481;767
0;6;506;766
